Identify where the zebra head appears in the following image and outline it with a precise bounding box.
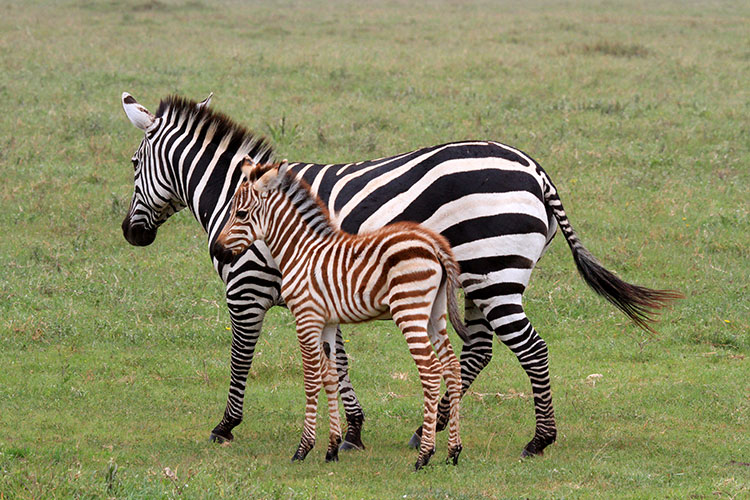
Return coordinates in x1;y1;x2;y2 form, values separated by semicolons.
213;159;284;264
120;92;212;246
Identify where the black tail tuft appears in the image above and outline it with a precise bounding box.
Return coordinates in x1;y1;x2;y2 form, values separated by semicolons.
572;246;683;333
540;169;683;333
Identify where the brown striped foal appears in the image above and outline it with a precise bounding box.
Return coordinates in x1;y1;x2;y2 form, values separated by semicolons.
213;159;468;470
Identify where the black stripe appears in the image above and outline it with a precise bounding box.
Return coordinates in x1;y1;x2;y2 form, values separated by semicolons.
459;254;534;276
466;282;527;301
441;213;548;248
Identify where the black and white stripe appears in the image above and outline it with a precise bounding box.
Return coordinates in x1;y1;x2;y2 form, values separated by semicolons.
121;93;680;456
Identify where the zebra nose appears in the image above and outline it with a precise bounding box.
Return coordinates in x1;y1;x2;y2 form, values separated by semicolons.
212;241;236;265
122;219;157;246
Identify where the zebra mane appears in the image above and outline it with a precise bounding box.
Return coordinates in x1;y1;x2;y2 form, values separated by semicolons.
155;95;275;164
275;167;336;238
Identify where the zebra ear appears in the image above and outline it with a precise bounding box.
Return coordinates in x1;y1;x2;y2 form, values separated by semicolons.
240;158;257;180
121;92;155;131
197;92;213;109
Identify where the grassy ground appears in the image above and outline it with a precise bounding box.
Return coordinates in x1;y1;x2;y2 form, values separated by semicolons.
1;0;748;498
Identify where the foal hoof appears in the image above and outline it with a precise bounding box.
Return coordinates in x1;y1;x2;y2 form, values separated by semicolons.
407;432;421;449
325;449;339;463
446;445;462;465
291;448;309;462
414;448;435;471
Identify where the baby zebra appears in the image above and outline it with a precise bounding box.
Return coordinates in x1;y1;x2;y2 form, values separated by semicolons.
213;158;468;470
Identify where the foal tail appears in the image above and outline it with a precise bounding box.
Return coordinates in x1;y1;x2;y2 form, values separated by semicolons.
540;169;683;333
430;233;471;344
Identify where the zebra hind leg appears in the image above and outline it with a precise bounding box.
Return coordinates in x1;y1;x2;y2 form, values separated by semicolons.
493;312;557;457
334;327;366;452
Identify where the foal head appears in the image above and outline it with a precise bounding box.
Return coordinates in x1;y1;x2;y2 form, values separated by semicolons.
212;159;285;264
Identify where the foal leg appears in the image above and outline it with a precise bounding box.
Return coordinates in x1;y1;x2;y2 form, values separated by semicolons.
427;283;463;465
291;318;326;462
409;298;494;448
390;294;442;470
321;326;343;462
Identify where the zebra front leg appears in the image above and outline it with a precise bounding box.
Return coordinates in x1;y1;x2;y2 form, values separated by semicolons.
210;304;267;443
321;326;343;462
291;319;326;462
409;300;493;449
334;326;366;452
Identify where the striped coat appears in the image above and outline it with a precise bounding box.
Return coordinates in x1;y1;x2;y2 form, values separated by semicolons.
214;159;467;469
120;93;681;456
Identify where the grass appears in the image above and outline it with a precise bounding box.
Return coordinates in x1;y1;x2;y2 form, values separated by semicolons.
1;0;748;498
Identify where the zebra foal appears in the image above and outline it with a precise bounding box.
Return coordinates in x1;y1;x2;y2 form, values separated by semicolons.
213;158;468;469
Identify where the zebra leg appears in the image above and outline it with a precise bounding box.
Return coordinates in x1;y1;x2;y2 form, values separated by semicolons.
321;326;343;462
426;284;463;465
391;308;442;470
408;299;494;448
489;306;556;457
292;318;326;462
334;327;366;452
209;303;267;443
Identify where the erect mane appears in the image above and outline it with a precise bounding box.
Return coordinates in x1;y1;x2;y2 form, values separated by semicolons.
275;167;337;237
155;95;275;164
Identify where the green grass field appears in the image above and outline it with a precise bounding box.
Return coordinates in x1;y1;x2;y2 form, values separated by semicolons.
1;0;748;498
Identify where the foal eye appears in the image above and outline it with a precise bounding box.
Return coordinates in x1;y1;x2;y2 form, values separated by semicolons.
236;210;248;219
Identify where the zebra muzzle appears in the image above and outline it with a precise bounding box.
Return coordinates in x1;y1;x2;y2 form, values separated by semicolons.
122;219;157;246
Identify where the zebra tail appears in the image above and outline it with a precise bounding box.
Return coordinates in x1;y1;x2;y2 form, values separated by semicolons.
540;173;684;333
432;233;471;344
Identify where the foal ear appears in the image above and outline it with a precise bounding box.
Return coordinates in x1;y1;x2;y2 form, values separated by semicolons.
121;92;156;131
254;168;279;192
197;92;213;109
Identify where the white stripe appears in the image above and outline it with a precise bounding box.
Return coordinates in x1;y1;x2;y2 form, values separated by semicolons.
355;157;543;232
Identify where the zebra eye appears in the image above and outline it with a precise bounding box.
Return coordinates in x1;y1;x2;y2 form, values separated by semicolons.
236;210;248;219
131;158;138;169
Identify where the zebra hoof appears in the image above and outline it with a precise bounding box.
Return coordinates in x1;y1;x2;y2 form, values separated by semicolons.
521;432;556;458
325;449;339;463
209;432;233;444
339;440;364;452
414;448;435;471
292;446;311;462
407;432;421;449
446;445;462;466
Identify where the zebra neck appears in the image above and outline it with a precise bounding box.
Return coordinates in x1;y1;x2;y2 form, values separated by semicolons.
172;142;247;236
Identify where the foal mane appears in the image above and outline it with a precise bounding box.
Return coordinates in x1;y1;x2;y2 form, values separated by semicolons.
272;164;337;238
155;95;275;165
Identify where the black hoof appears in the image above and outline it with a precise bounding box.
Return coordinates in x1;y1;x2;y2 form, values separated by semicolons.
414;448;435;471
446;445;462;466
521;432;556;458
339;440;364;452
407;432;421;449
325;449;339;463
209;432;233;444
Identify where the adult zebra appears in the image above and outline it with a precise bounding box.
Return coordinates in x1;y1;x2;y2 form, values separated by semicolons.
120;93;680;457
